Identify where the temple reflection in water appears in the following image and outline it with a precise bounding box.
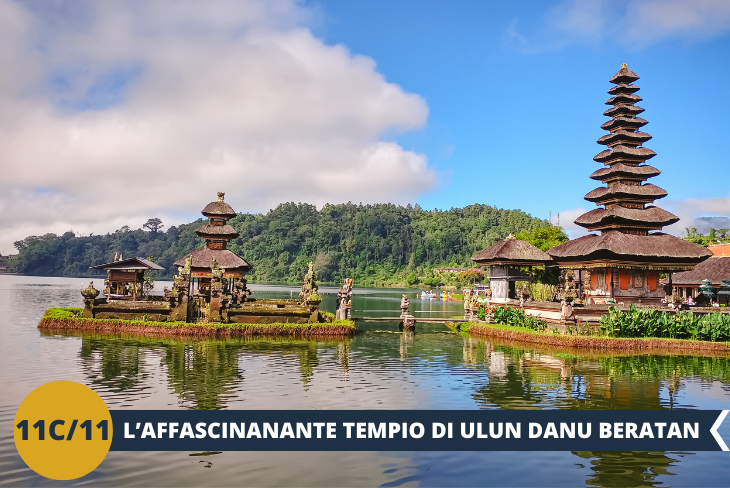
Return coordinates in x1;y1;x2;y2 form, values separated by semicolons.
74;334;350;409
57;329;729;487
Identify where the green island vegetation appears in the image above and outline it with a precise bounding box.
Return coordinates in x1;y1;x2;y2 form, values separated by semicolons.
7;202;564;287
453;305;730;349
455;305;548;333
600;305;730;342
39;308;356;337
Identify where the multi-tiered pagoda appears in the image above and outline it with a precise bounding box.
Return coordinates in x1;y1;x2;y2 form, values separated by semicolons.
548;65;711;304
174;192;251;300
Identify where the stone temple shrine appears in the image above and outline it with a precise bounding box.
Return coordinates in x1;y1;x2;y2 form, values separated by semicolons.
82;193;324;323
472;236;552;302
548;65;711;304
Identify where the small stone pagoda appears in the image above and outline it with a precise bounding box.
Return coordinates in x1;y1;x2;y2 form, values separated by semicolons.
172;192;251;320
83;192;326;324
472;236;552;302
90;256;164;301
548;65;712;304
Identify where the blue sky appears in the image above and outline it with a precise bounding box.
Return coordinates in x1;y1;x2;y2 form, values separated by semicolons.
309;0;730;232
1;0;729;253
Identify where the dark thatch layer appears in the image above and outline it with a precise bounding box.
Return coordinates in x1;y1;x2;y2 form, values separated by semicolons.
584;183;667;202
672;256;730;285
607;83;640;95
194;224;240;238
548;231;713;260
590;163;660;180
601;116;648;131
90;256;165;271
574;206;679;228
201;200;237;219
174;248;251;271
465;322;730;352
603;104;644;117
596;131;652;147
610;66;640;84
605;93;643;105
472;238;552;264
594;145;656;163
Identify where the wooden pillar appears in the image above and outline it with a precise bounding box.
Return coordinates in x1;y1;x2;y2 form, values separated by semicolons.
668;273;673;296
609;268;615;300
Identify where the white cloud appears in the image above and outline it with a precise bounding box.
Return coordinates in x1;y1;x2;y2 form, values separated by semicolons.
663;193;730;236
0;0;434;253
506;0;730;51
554;207;591;239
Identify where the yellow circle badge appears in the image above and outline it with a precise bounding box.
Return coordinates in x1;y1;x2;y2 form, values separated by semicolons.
14;381;113;480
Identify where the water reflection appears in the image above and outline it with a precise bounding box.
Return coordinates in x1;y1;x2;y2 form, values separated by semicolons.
80;336;149;393
462;336;730;411
3;276;729;487
573;451;682;488
61;330;730;414
163;341;243;410
59;332;354;409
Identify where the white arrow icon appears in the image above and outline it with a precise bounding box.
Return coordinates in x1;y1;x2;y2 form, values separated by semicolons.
710;410;729;451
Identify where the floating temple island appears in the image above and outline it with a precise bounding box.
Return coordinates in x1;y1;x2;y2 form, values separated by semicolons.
472;64;713;309
79;192;328;325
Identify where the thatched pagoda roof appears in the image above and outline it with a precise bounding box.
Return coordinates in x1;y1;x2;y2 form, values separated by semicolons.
672;256;730;285
606;93;643;105
600;116;648;131
609;65;640;84
201;192;237;219
593;145;656;163
607;83;639;95
174;248;251;271
472;238;552;266
91;257;164;271
596;131;652;147
574;206;679;229
590;163;660;181
584;183;668;203
548;232;712;270
194;224;239;239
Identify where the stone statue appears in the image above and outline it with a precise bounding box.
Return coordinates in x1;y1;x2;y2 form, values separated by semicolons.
299;262;321;304
560;298;575;322
399;294;415;329
81;281;100;300
517;284;531;308
400;294;410;315
336;278;353;320
463;289;479;321
232;277;250;304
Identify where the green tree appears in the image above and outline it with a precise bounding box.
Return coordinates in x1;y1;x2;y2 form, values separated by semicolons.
515;225;568;251
143;218;164;233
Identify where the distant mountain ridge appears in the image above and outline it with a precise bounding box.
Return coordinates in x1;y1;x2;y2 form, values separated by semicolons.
10;202;551;286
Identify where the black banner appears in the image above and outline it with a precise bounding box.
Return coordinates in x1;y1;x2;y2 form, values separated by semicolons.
109;410;729;451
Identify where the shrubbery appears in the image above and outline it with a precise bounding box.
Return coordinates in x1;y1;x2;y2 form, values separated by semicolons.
600;305;730;342
458;305;547;332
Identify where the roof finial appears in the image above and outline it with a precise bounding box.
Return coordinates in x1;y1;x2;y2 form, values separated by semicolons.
217;192;225;202
621;63;627;69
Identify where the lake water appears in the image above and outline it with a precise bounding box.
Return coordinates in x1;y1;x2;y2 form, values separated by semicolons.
1;274;729;487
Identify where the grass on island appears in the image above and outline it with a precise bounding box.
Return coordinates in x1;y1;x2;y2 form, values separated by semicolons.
451;319;730;352
39;307;356;337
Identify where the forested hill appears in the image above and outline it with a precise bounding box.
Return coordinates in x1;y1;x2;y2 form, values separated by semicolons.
11;202;551;286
